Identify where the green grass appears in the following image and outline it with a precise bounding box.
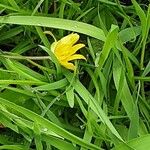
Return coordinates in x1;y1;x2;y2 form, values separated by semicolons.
0;0;150;149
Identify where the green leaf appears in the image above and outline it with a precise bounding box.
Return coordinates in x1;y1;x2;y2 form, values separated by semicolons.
34;78;68;91
131;0;146;38
113;58;139;139
0;145;27;150
0;15;105;41
97;25;118;71
114;134;150;150
42;134;76;150
119;26;141;43
66;87;74;108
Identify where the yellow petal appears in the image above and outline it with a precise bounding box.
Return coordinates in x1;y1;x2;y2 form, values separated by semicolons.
60;61;76;70
55;33;79;52
53;33;82;56
68;44;85;56
55;44;85;60
59;33;79;45
66;54;86;61
54;45;71;56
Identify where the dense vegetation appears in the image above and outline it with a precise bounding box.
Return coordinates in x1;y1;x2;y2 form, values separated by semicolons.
0;0;150;149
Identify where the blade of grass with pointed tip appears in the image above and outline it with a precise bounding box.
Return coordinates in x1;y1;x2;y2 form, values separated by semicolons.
0;4;18;11
113;58;139;139
7;0;20;10
97;25;118;71
34;78;68;91
119;26;141;43
131;0;146;38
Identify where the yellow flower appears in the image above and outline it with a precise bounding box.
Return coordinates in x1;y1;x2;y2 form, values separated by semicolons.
51;33;86;70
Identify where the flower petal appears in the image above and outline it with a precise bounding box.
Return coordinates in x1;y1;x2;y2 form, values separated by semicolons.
59;33;79;45
53;34;83;56
54;45;71;57
55;33;79;52
66;54;86;61
55;43;85;61
60;61;76;70
68;44;85;56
